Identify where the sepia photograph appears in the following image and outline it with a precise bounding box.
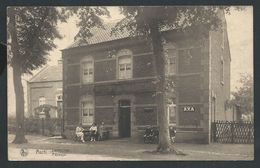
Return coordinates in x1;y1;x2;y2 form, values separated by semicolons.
7;6;253;161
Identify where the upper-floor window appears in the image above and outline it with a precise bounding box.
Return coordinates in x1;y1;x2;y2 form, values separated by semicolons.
39;96;46;106
183;50;192;66
165;49;178;75
80;95;94;126
117;49;133;79
164;42;178;76
81;57;94;84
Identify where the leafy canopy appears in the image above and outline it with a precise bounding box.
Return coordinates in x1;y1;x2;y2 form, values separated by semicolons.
232;73;253;114
112;6;226;37
8;7;66;74
8;7;110;74
62;7;110;41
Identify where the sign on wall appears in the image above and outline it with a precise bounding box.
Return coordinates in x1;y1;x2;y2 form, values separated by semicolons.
183;106;195;112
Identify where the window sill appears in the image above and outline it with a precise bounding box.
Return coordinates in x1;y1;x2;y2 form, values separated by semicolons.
81;82;94;85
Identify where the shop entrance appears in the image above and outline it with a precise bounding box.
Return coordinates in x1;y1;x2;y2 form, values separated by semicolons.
118;100;131;137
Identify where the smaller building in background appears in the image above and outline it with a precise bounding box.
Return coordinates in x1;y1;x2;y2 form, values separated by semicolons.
27;61;63;118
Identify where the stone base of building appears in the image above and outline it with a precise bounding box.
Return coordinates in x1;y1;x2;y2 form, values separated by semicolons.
63;125;210;144
129;129;210;144
175;131;209;144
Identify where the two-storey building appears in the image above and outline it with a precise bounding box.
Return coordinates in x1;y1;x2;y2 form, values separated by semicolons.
62;12;231;143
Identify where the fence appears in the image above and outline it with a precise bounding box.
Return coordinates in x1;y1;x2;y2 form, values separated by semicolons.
8;118;62;136
212;121;254;144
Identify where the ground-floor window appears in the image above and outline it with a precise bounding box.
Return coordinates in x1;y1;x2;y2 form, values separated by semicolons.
168;103;177;124
39;96;46;106
80;95;94;125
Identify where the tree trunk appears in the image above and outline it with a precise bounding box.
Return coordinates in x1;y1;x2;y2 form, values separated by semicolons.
12;65;27;144
149;22;172;152
9;7;27;144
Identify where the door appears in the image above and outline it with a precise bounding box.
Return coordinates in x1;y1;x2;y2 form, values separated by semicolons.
118;100;131;137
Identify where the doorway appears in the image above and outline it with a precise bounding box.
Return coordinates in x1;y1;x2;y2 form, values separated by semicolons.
118;100;131;137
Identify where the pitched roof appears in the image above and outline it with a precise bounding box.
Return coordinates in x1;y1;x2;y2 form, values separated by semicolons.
64;21;131;50
63;20;178;51
29;64;62;83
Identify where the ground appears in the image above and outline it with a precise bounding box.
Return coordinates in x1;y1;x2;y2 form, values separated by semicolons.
8;134;254;161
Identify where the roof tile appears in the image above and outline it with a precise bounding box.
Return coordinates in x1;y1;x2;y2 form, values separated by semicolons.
65;21;130;50
29;64;62;83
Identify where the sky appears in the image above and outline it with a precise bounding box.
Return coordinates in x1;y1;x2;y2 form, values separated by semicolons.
7;6;253;116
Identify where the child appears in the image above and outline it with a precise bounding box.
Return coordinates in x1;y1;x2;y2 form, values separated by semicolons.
89;123;98;141
98;122;105;140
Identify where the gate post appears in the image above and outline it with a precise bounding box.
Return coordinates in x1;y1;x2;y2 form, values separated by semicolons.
212;122;216;142
231;122;234;143
247;123;251;144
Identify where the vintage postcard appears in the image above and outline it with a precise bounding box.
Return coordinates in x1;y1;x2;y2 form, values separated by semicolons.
7;6;253;161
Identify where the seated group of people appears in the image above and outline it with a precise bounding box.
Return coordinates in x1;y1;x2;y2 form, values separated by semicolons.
75;122;105;143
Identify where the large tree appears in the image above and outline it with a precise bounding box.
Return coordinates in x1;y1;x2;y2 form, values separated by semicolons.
232;73;253;115
112;6;240;153
7;6;109;144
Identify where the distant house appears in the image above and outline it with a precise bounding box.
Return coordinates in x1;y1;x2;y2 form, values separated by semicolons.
61;10;231;143
27;61;63;119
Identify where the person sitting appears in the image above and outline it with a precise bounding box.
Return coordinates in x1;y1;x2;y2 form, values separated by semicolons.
89;123;98;141
75;123;85;143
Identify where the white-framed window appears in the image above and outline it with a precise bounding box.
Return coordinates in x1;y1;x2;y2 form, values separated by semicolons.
80;95;94;126
165;49;177;75
39;96;46;106
56;94;63;118
81;57;94;84
168;103;177;124
184;50;192;66
117;49;133;80
56;94;63;102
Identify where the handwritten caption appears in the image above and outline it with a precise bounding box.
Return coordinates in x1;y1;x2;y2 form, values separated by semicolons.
35;149;69;156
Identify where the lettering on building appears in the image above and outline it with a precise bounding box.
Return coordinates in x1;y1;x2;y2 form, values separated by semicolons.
183;106;195;112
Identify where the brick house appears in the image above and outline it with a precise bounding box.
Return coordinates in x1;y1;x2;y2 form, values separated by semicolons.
61;13;231;143
27;61;63;118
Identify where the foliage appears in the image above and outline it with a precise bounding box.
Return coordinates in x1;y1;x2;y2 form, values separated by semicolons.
34;104;58;118
7;6;109;143
7;7;67;74
62;7;110;42
232;73;253;114
112;6;230;37
8;7;110;73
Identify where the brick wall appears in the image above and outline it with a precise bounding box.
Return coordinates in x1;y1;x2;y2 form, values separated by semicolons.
210;26;231;121
95;95;114;106
135;106;157;125
95;107;115;125
178;75;202;103
95;60;116;81
133;55;155;78
28;81;62;117
67;65;80;84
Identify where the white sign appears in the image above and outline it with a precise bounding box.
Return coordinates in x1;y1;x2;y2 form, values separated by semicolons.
183;106;195;112
39;112;46;119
